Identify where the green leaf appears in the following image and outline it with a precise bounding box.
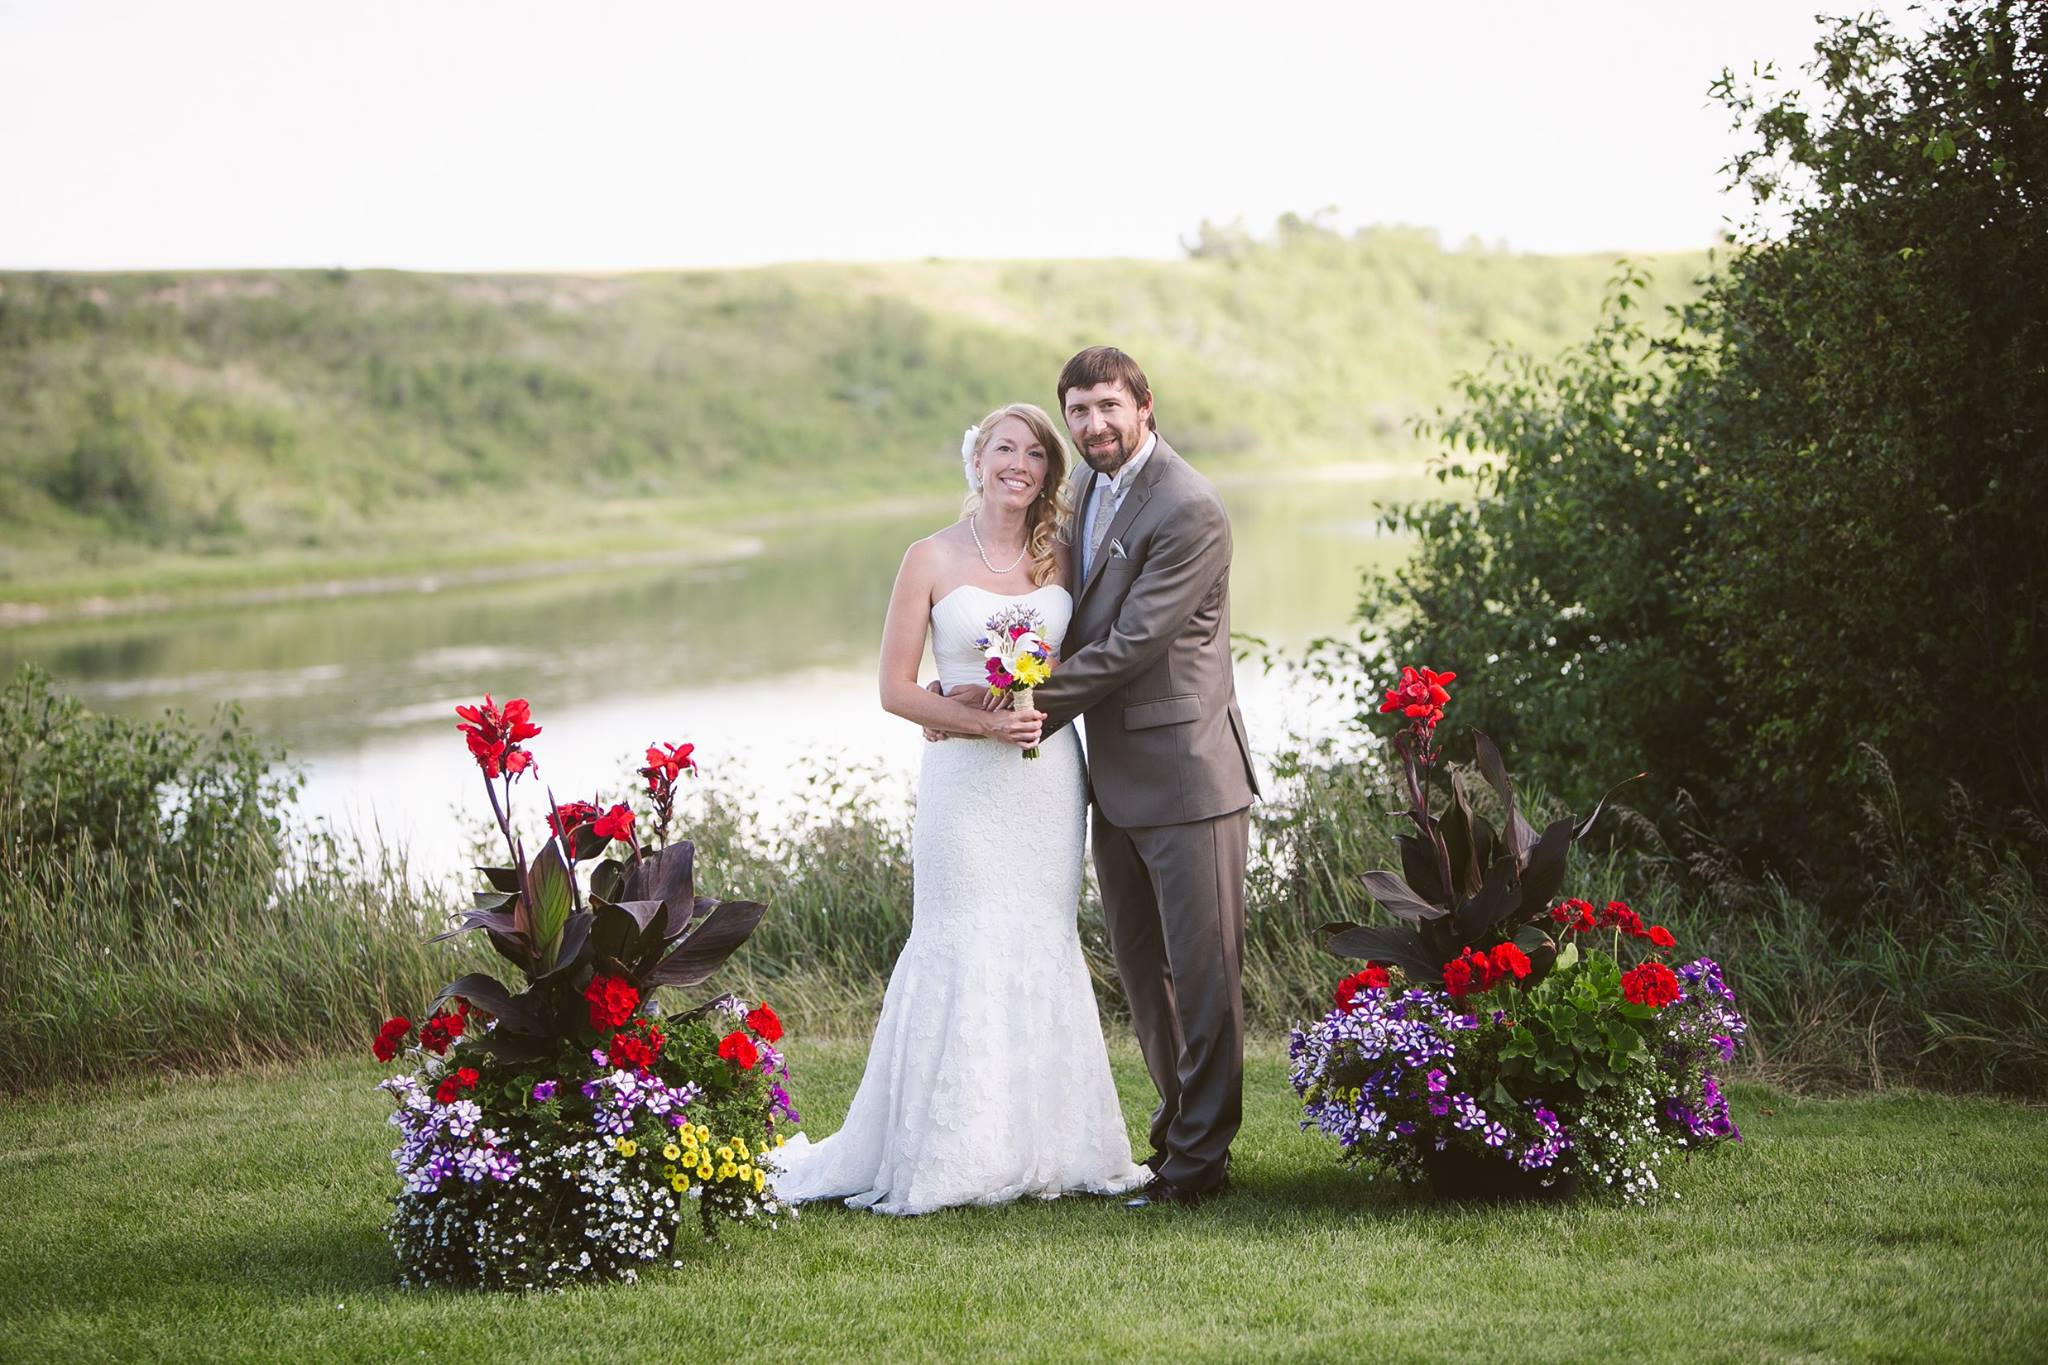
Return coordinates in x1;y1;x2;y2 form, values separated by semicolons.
526;841;574;971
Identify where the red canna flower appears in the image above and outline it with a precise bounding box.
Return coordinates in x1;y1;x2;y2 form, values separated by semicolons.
590;803;636;845
455;694;541;781
639;742;697;793
1622;961;1681;1009
744;1002;784;1042
1377;665;1457;733
717;1030;760;1070
548;799;600;837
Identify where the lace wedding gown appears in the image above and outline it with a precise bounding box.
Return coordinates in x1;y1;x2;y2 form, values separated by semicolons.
770;582;1152;1215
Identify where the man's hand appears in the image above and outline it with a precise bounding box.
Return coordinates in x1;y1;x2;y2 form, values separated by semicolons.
921;680;950;742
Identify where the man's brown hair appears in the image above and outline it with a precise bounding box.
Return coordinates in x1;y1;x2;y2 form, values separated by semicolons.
1057;346;1157;432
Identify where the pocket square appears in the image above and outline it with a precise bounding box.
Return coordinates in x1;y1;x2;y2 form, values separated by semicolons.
1110;538;1129;559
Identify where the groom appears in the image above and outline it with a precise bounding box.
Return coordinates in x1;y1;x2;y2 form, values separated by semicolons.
1026;346;1258;1207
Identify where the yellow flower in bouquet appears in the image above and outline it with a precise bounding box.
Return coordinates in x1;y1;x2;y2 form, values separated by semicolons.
1010;652;1051;688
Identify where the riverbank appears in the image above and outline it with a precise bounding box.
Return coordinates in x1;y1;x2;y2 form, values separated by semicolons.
0;460;1443;628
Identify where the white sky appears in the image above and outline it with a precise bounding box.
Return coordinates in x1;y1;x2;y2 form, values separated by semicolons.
0;0;1928;271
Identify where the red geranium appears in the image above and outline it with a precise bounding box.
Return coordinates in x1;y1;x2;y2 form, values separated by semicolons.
548;799;599;838
718;1030;760;1070
591;803;636;845
1490;942;1532;981
584;974;640;1031
455;694;540;781
1648;924;1677;950
434;1066;481;1105
419;1007;466;1056
1550;898;1597;934
1602;900;1650;938
1622;961;1681;1009
744;1002;784;1042
607;1019;666;1071
1334;965;1391;1012
1377;665;1457;732
372;1016;412;1062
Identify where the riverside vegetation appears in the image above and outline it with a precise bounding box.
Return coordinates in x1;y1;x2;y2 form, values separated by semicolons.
0;226;1699;606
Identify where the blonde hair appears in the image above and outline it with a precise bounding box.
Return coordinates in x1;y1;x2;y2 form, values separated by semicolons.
962;402;1073;587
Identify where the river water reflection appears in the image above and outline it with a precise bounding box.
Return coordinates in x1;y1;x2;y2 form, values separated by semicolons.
2;468;1431;879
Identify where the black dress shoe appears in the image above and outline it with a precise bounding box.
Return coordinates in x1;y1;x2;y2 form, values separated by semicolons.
1141;1150;1166;1174
1121;1174;1223;1210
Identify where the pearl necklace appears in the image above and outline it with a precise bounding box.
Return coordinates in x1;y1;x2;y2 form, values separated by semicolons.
970;513;1029;574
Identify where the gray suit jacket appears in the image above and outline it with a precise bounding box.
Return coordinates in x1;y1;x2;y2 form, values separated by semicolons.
1037;437;1259;829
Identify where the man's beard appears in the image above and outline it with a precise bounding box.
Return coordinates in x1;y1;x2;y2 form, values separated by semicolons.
1078;425;1137;476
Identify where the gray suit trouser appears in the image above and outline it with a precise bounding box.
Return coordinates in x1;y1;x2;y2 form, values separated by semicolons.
1091;802;1250;1192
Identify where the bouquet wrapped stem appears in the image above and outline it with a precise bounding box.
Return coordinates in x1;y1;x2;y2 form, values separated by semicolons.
1014;685;1039;760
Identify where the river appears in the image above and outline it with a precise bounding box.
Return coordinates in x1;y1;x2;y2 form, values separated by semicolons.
1;466;1434;879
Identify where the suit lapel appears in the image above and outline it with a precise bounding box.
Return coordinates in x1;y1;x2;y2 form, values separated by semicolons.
1076;439;1174;614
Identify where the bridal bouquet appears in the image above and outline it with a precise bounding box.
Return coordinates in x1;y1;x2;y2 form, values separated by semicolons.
1291;666;1746;1203
979;605;1053;759
371;696;796;1291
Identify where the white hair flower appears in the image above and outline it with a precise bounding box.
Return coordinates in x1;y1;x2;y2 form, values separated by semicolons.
960;424;982;490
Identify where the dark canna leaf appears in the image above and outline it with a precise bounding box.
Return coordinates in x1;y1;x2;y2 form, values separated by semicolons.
472;888;517;912
476;866;521;894
429;907;519;943
588;857;625;905
1518;817;1578;915
1575;772;1647;840
1318;922;1442;980
623;841;695;919
1512;922;1560;985
1393;832;1446;906
1360;870;1450;923
1441;770;1482;898
1472;730;1538;860
644;900;766;988
537;911;593;980
1452;854;1520;937
432;973;541;1032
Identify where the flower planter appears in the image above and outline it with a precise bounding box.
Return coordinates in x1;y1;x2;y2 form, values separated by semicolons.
1420;1143;1581;1204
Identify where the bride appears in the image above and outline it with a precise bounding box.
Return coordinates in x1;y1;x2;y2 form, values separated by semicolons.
769;402;1152;1215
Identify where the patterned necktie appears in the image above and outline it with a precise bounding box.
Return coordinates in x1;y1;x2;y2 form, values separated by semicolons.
1087;478;1118;580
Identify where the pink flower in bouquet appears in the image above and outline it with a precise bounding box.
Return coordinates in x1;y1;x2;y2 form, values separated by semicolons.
455;694;541;780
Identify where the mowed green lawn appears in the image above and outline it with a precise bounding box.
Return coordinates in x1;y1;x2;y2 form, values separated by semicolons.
2;1040;2043;1363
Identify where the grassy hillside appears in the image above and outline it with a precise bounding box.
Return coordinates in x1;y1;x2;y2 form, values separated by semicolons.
0;226;1703;601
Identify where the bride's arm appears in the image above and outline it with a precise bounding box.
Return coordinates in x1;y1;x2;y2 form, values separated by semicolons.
879;542;1042;745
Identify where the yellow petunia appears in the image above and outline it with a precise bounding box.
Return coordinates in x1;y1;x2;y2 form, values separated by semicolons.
671;1172;687;1192
737;1164;753;1182
753;1170;767;1193
662;1143;681;1162
774;1133;786;1148
680;1130;699;1149
735;1138;751;1161
663;1164;677;1179
615;1138;638;1158
716;1146;735;1163
695;1124;711;1143
718;1163;737;1180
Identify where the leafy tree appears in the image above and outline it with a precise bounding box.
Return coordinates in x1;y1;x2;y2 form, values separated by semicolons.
1339;1;2048;897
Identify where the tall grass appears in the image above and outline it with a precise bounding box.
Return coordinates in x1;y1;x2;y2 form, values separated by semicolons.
7;673;2043;1095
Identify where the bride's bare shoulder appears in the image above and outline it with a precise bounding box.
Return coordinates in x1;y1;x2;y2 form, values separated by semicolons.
897;522;971;582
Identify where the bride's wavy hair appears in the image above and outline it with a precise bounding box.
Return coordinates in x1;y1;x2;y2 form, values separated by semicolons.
962;403;1075;587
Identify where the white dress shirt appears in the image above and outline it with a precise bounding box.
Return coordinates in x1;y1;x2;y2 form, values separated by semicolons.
1081;432;1157;581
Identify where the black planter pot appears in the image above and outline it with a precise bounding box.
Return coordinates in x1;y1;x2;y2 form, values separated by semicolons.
1420;1143;1581;1203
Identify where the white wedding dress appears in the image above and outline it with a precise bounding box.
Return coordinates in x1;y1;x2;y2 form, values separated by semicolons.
770;582;1152;1215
